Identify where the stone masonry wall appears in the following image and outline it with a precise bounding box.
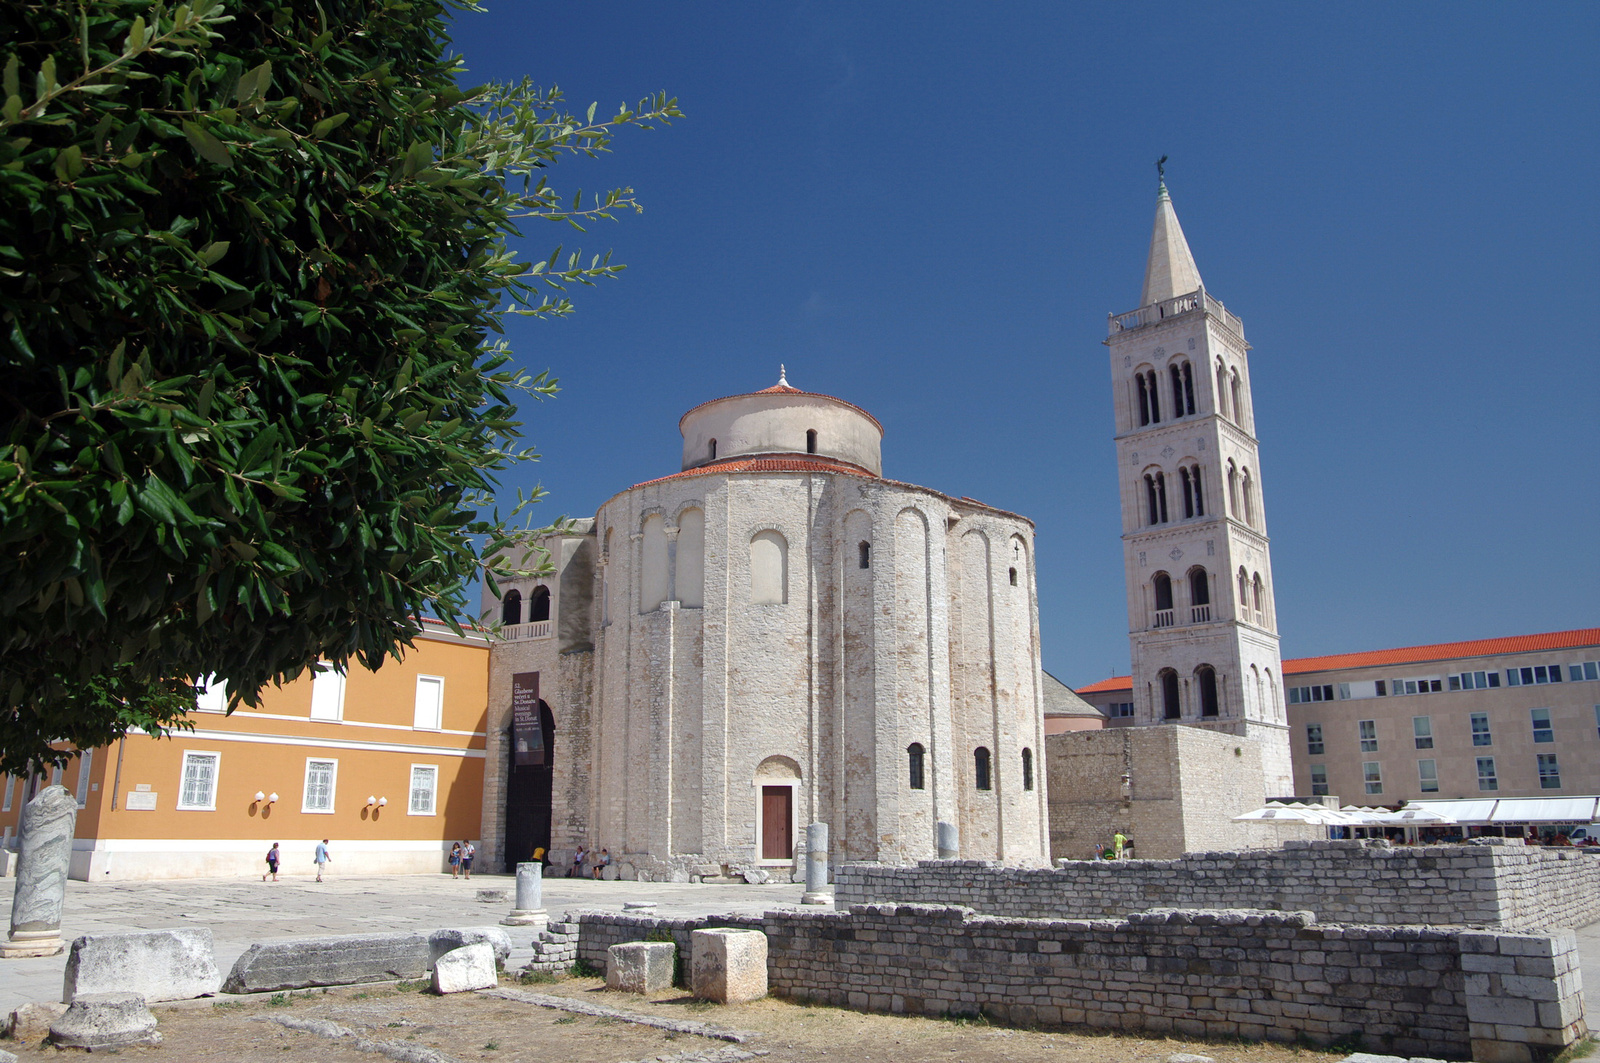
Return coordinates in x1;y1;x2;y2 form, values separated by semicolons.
834;840;1600;931
567;905;1586;1060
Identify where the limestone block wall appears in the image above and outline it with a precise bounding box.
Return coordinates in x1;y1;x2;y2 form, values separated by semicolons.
834;840;1600;931
566;905;1586;1059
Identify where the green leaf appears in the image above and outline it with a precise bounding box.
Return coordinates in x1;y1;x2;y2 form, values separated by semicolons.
198;241;230;267
310;112;348;138
124;16;147;56
53;144;82;182
182;121;232;168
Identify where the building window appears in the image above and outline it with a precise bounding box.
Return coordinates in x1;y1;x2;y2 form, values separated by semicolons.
1417;759;1439;793
1450;670;1501;691
75;750;93;809
1413;716;1433;750
195;675;227;713
177;751;220;811
1152;572;1174;627
1188;568;1210;623
1358;719;1377;752
859;541;871;569
1289;685;1334;705
708;438;717;460
1009;567;1018;586
1306;724;1324;756
1471;712;1492;747
1571;662;1600;682
1144;472;1169;525
414;675;444;731
501;589;522;626
1197;665;1219;717
1531;708;1554;744
408;765;438;815
1508;665;1564;686
302;758;338;813
1137;370;1161;426
1594;705;1600;739
1251;573;1265;622
528;586;551;623
750;530;789;605
1021;748;1034;791
1362;762;1383;795
1376;680;1387;696
1160;669;1180;719
1477;756;1498;791
1216;360;1229;418
1226;461;1238;517
1537;753;1561;790
974;747;992;791
907;743;925;790
805;429;818;454
1309;764;1329;796
1108;702;1134;718
1242;467;1256;527
1230;368;1242;424
1389;678;1443;696
309;663;346;722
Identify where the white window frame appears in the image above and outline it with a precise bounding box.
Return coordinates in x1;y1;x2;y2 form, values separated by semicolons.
195;674;227;713
408;763;438;816
176;750;221;811
302;757;339;814
1477;756;1498;791
1362;761;1383;795
75;750;93;808
1417;758;1439;793
413;675;445;731
1412;716;1433;750
309;663;346;722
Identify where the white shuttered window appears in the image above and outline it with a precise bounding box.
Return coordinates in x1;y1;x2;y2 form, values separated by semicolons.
177;752;219;810
409;765;438;815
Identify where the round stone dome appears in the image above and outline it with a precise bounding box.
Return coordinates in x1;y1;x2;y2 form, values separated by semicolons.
678;368;883;475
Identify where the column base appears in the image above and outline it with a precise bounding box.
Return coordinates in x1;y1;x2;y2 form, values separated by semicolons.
501;909;548;927
800;892;834;906
1;931;64;958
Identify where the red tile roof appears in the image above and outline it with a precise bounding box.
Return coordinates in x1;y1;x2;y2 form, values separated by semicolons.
756;383;804;395
632;455;877;489
1072;627;1600;695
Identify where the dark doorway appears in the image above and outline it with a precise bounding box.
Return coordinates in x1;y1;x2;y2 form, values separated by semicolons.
504;701;555;869
761;786;792;860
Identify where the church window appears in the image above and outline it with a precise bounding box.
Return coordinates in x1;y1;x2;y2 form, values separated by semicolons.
806;429;817;454
974;747;992;791
1170;362;1195;417
1136;370;1161;426
750;530;788;605
1188;567;1210;623
678;508;706;608
1237;568;1250;615
1252;572;1265;621
1160;669;1181;719
1197;665;1219;717
1226;462;1238;516
1186;464;1204;516
501;589;522;627
907;743;925;790
1152;572;1173;628
1170;364;1184;416
708;438;717;460
1183;361;1196;414
859;541;871;569
641;514;669;611
528;586;551;623
1230;369;1243;425
1242;468;1256;527
1144;471;1168;525
1179;467;1193;518
1009;567;1017;586
1216;361;1230;418
1022;747;1034;791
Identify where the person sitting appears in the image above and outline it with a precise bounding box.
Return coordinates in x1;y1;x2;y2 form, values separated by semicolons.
592;848;611;879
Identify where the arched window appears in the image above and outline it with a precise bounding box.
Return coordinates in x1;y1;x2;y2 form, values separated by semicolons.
1152;572;1173;627
1170;364;1185;416
750;530;788;605
1160;669;1181;719
1238;567;1250;615
641;513;669;612
1252;572;1265;620
1022;748;1034;791
1182;361;1195;414
678;508;706;608
805;429;817;454
1179;467;1193;519
1188;464;1203;516
1197;665;1219;717
1242;468;1255;527
858;541;871;569
1188;567;1210;622
1230;368;1242;424
1137;370;1162;426
1147;371;1160;422
1216;360;1229;418
907;743;926;790
1226;461;1238;517
528;585;551;623
708;438;717;460
1008;567;1017;586
1169;361;1195;417
1144;471;1168;525
974;747;992;791
501;589;522;627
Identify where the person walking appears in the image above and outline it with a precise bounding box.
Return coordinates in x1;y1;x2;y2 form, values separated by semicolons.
314;839;331;882
263;842;280;882
449;842;462;878
460;840;476;880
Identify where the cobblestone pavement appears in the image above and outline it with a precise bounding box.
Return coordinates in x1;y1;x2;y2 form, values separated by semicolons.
0;872;806;1013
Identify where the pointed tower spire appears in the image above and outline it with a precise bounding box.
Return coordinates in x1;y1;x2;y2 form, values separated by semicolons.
1140;171;1204;308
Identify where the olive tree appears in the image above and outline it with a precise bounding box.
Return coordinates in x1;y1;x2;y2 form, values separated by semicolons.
0;0;677;771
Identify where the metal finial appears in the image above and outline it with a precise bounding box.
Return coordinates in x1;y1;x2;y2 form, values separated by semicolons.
1156;155;1168;185
778;364;789;387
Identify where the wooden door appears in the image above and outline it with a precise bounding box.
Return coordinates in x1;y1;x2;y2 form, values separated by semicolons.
761;786;792;860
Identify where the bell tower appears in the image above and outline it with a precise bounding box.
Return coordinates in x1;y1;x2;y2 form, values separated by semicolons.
1104;175;1293;797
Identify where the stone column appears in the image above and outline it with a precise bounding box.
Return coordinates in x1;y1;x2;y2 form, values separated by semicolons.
801;822;830;904
936;820;958;860
501;862;547;927
3;784;78;958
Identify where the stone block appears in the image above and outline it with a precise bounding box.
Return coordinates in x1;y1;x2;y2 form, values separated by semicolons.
607;941;676;994
49;992;161;1050
223;931;431;993
63;928;221;1003
431;943;497;994
428;927;512;969
691;928;768;1004
5;1000;67;1042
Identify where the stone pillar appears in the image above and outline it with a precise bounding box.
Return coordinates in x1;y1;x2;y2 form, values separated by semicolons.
3;784;77;958
936;820;958;860
801;822;831;904
501;862;547;927
499;864;550;928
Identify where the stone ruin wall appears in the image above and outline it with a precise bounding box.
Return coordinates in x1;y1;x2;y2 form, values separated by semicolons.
562;904;1586;1060
834;839;1600;931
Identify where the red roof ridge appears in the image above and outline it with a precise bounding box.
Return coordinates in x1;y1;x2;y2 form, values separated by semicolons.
631;455;876;490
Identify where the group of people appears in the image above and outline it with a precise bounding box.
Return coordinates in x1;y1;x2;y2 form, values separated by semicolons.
261;840;333;882
570;845;611;878
1093;832;1131;860
448;840;477;878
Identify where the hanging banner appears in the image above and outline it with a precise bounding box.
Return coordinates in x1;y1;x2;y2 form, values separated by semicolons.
511;672;544;766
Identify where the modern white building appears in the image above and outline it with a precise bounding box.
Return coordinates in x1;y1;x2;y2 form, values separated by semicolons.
480;373;1050;879
1103;180;1293;797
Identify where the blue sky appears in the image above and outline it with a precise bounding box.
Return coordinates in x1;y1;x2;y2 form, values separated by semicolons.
447;3;1599;686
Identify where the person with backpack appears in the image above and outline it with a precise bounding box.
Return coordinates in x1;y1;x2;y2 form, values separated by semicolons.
460;840;475;880
449;842;462;878
263;843;280;882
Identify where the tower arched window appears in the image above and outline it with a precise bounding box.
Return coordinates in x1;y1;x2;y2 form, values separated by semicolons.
1216;360;1230;419
806;429;817;454
501;589;522;627
1160;669;1181;719
859;541;871;569
1238;567;1250;616
708;438;717;460
1170;361;1195;417
1197;665;1219;717
1252;572;1265;621
1179;466;1193;519
1022;747;1034;791
1137;370;1162;426
1242;468;1255;527
1144;471;1168;525
974;747;992;791
1188;567;1210;623
1190;464;1204;516
528;585;551;623
1152;572;1173;627
1008;567;1018;586
1230;368;1243;425
1226;461;1238;517
907;743;925;790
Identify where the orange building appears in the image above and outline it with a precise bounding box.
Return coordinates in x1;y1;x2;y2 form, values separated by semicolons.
0;620;490;881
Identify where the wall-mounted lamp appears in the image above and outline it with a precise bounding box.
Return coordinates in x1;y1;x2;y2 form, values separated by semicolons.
254;791;265;803
267;792;278;805
377;797;387;807
366;795;377;807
